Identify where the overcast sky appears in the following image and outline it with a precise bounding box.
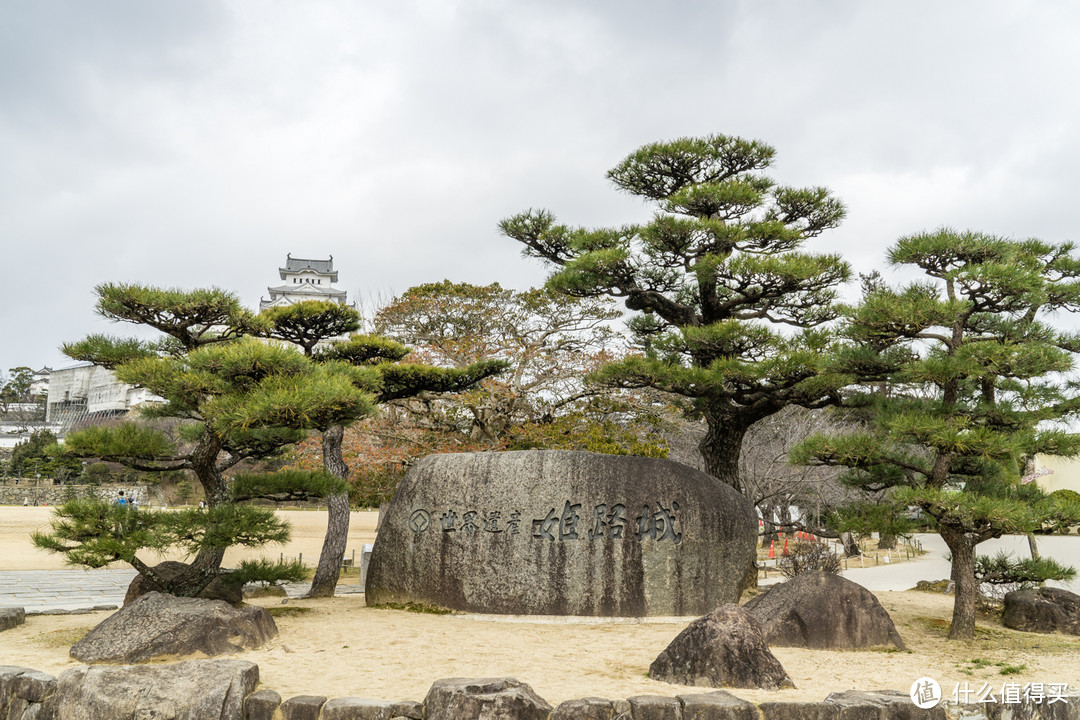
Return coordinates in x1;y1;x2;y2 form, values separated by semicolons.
3;1;1080;376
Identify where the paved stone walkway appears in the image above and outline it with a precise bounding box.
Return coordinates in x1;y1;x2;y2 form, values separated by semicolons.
0;568;364;613
0;568;137;613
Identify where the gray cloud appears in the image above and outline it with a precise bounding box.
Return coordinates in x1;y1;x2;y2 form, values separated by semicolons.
3;0;1080;374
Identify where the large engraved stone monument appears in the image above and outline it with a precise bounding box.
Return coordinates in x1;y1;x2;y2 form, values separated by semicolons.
366;450;757;616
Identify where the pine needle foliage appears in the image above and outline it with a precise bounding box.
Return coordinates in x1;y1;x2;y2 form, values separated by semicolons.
31;499;291;571
314;333;410;366
261;301;361;356
63;423;178;463
61;335;164;369
231;558;308;586
42;285;379;596
231;469;349;503
793;229;1080;639
974;551;1076;594
500;133;851;491
94;283;265;350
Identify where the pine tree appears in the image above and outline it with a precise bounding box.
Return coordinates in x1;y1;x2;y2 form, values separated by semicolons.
261;300;361;356
793;229;1080;639
500;133;850;492
40;285;377;596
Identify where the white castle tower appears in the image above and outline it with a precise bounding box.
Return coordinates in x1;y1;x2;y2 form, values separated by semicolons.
259;254;355;310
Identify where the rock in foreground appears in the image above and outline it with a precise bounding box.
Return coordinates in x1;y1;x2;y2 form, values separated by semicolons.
0;666;57;720
649;604;793;690
743;571;905;649
0;608;25;633
50;659;257;720
826;690;947;720
425;678;552;720
366;450;758;616
1003;587;1080;635
70;591;277;663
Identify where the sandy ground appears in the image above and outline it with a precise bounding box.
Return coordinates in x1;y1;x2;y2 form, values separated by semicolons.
2;506;1078;705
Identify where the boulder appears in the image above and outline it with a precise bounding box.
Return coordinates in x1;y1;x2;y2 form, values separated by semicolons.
825;690;947;720
0;608;25;632
648;604;794;690
676;691;758;720
11;670;55;703
911;580;953;595
1002;587;1080;635
552;697;616;720
743;572;905;649
628;695;681;720
649;604;793;690
424;678;553;720
70;591;277;663
983;688;1080;720
758;702;838;720
124;560;243;605
48;659;257;720
320;698;425;720
0;666;32;715
321;698;397;720
244;689;282;720
0;666;56;720
280;695;328;720
366;451;758;616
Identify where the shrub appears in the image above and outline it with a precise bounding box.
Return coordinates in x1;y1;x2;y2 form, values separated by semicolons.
973;551;1076;599
778;540;842;578
175;480;194;504
83;463;112;484
1051;488;1080;503
351;464;407;509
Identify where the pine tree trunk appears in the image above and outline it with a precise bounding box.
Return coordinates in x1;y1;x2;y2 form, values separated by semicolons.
760;502;779;546
699;413;748;492
308;424;350;598
191;430;229;506
878;532;897;550
1027;533;1040;560
170;430;228;596
841;531;861;557
695;410;756;591
699;410;759;591
943;528;978;640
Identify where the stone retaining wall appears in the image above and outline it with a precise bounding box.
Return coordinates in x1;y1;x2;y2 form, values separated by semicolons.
1;663;1077;720
0;482;149;506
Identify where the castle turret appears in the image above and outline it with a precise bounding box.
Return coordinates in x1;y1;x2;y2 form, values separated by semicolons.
259;254;354;310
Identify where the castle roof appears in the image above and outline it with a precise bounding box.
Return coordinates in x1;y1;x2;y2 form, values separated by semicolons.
279;254;338;281
262;253;353;312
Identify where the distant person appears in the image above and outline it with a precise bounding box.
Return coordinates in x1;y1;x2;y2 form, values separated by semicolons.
199;499;206;510
116;490;127;507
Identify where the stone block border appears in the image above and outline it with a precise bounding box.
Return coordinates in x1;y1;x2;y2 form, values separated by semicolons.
1;663;1077;720
0;607;25;632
